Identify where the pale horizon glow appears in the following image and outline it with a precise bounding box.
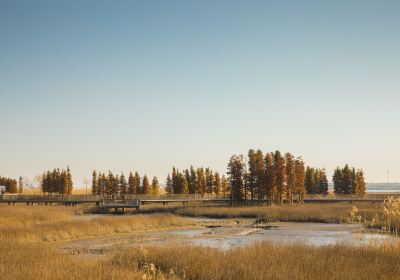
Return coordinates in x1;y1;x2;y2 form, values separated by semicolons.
1;1;399;187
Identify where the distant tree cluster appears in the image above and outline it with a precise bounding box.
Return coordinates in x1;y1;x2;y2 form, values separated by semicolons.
92;171;159;195
333;164;366;195
41;167;73;195
0;175;17;193
228;150;306;204
165;166;229;195
305;167;329;195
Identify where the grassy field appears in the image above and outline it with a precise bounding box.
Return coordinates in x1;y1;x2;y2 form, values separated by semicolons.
1;203;399;280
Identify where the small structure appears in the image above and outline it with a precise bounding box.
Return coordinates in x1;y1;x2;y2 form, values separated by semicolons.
0;186;6;194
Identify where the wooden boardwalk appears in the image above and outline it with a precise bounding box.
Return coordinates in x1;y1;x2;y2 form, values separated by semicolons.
100;199;140;212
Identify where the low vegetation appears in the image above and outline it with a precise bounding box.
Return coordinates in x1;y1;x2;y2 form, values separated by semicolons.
0;205;199;243
1;202;400;279
141;202;382;223
113;243;400;280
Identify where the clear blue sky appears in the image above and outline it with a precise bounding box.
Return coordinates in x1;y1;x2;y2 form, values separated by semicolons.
1;0;399;186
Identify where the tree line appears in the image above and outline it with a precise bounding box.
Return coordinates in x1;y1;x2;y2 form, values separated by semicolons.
228;150;307;204
333;164;366;195
91;171;159;195
165;166;229;195
227;149;366;204
0;175;18;193
41;167;73;195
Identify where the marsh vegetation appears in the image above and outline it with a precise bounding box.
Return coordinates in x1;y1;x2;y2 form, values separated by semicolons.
1;201;400;280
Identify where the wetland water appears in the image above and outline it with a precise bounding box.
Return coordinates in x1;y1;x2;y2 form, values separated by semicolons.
61;217;398;257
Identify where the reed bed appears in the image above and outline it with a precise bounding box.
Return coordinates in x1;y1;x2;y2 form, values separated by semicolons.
1;203;399;280
167;203;382;223
0;205;199;243
112;242;400;280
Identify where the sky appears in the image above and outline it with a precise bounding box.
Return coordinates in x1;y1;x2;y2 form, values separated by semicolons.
0;0;399;186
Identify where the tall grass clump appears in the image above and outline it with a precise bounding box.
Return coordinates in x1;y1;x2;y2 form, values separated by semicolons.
368;197;400;235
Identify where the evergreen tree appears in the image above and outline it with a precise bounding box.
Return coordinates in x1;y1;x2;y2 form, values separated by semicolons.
247;149;257;201
214;172;221;195
92;171;98;195
196;168;206;194
264;152;276;203
142;175;151;194
182;176;189;194
305;167;316;194
285;153;295;204
151;176;159;194
18;176;23;194
66;166;73;195
273;151;286;204
333;167;344;194
227;155;246;204
134;172;141;193
221;175;229;195
189;166;197;194
128;172;135;194
119;173;127;195
165;174;173;194
319;169;329;195
100;173;107;195
294;157;306;203
205;168;214;194
356;170;366;195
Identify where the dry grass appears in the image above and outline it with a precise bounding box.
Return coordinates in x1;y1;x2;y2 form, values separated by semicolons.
1;203;399;280
112;242;400;280
140;202;382;223
0;205;199;243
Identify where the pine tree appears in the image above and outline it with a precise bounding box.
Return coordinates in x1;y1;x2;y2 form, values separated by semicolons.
18;176;23;194
142;175;151;194
333;167;343;194
128;172;135;194
205;168;214;194
196;168;206;194
61;170;68;195
264;152;276;203
356;170;366;195
214;172;221;195
285;153;295;204
305;167;316;194
151;176;159;194
221;175;229;195
247;149;257;201
66;166;73;195
274;151;286;204
165;174;173;194
294;157;306;203
92;171;98;195
101;173;107;195
134;172;141;194
182;176;189;194
227;155;246;204
319;169;329;195
119;173;127;195
189;166;197;194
